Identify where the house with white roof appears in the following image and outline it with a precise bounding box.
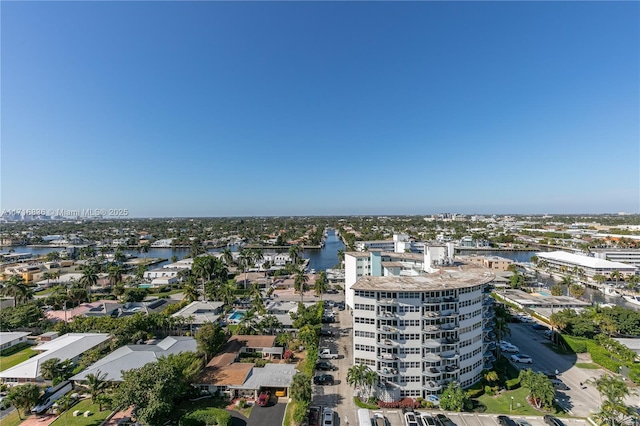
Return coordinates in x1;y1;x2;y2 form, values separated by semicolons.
172;301;225;326
70;336;197;382
0;333;110;384
0;332;31;352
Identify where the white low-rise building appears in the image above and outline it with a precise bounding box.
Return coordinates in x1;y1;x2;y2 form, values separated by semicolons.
0;333;110;384
0;332;31;352
536;251;637;280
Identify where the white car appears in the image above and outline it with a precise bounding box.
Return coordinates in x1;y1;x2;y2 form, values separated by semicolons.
323;408;334;426
404;412;420;426
500;344;519;353
511;354;533;364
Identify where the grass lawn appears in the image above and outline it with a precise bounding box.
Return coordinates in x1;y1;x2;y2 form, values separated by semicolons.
542;343;573;355
476;387;563;416
283;401;295;426
0;348;38;372
48;399;111;426
575;363;600;369
0;410;23;426
168;396;229;423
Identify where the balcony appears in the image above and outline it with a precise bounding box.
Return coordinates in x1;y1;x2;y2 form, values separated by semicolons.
441;310;459;318
423;367;443;378
422;352;442;362
379;339;398;348
442;296;458;303
423;297;443;305
377;311;398;320
379;299;398;306
440;323;457;331
442;337;459;345
441;350;458;359
424;311;441;318
483;324;494;332
377;325;398;334
442;364;459;373
377;353;398;362
422;380;443;391
423;324;440;332
378;367;398;377
422;339;443;349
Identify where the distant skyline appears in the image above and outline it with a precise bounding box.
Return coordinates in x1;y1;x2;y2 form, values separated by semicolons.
1;2;638;217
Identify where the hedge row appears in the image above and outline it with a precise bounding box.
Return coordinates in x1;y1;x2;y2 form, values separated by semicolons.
0;342;32;356
559;335;588;353
588;344;623;373
505;378;520;390
179;408;231;426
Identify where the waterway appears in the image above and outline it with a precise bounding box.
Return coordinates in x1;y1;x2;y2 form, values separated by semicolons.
1;228;345;272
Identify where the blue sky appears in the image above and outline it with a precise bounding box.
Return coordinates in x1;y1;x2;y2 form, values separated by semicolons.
2;1;638;217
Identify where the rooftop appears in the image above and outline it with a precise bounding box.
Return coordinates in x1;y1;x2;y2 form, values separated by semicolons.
70;336;197;382
234;363;297;389
0;333;110;379
0;332;31;346
352;263;494;291
537;251;637;270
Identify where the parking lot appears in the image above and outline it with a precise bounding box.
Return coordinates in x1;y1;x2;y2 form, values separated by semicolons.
369;411;591;426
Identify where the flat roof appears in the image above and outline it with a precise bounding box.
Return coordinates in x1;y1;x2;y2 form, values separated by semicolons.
352;263;494;291
70;336;197;382
0;333;110;379
198;362;254;386
233;363;297;390
0;332;31;346
536;251;636;270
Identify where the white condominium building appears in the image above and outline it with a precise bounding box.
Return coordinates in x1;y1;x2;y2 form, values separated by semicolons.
349;248;495;402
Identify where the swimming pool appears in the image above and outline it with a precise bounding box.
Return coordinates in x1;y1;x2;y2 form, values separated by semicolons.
538;290;551;297
229;310;247;323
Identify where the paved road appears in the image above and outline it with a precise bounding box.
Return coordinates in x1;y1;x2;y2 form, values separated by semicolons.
506;323;607;417
245;402;287;426
312;299;355;426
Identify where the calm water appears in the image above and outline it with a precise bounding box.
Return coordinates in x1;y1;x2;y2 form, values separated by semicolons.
2;228;345;272
303;229;345;271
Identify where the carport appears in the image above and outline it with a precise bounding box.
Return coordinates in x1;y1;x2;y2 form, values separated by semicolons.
230;363;297;399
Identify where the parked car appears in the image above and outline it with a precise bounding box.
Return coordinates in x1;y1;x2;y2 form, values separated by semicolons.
316;361;337;371
323;408;334;426
275;388;286;397
500;344;519;353
516;420;532;426
510;354;533;364
404;412;420;426
319;330;334;337
425;395;440;406
309;406;321;426
322;316;335;323
532;324;549;331
543;330;553;339
497;416;517;426
543;415;564;426
374;414;388;426
313;374;335;385
257;391;271;406
319;348;339;359
435;414;455;426
550;379;570;390
421;414;437;426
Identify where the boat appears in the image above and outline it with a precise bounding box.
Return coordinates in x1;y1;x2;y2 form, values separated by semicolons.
600;286;621;298
623;295;640;306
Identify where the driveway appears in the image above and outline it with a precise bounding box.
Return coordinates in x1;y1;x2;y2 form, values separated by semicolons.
506;323;607;417
244;402;287;426
372;410;591;426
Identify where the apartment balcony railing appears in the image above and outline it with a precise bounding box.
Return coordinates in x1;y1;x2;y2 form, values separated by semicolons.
378;367;399;377
441;350;458;359
378;299;398;306
442;296;459;303
422;380;443;391
377;353;398;362
422;339;443;349
423;367;443;378
377;311;398;320
379;339;399;348
423;297;443;305
377;325;398;334
422;353;442;362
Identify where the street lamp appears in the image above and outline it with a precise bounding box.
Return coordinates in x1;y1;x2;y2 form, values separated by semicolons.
510;396;514;411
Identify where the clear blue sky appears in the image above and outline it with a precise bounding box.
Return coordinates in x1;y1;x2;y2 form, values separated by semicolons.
2;1;638;217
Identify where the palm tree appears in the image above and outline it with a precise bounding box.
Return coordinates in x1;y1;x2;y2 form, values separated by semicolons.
314;271;329;301
183;279;200;303
250;283;266;315
80;265;99;299
362;367;377;400
219;281;237;310
346;363;368;399
220;248;234;268
82;370;109;407
237;249;252;290
107;264;124;287
337;250;345;269
288;245;302;265
294;268;310;303
610;270;623;287
586;374;637;425
1;275;29;307
569;284;585;299
140;243;150;262
237;309;259;335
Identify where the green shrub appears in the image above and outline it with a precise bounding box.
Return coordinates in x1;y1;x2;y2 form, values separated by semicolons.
484;385;494;396
589;344;623;373
179;408;231;426
293;401;309;425
505;378;520;390
466;387;484;398
254;359;269;367
560;335;588;353
238;398;247;409
353;397;378;409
